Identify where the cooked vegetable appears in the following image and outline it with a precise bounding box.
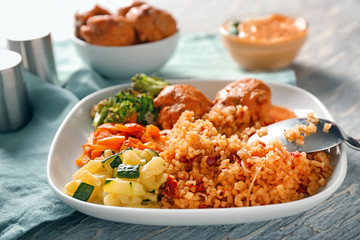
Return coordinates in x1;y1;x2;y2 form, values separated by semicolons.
141;173;168;192
91;73;171;128
67;146;168;207
73;182;95;201
96;136;125;147
102;153;122;172
79;170;102;188
91;89;157;128
75;123;167;167
73;160;102;179
92;106;108;129
140;157;167;179
131;73;170;96
117;164;140;178
228;21;240;35
104;179;146;196
139;148;159;161
122;149;141;165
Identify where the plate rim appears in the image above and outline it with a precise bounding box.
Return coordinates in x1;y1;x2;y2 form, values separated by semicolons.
47;79;347;225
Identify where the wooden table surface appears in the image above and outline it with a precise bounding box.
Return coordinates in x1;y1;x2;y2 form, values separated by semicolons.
20;0;360;239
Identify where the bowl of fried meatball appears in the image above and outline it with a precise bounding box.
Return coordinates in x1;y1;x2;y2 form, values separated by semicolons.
73;1;179;79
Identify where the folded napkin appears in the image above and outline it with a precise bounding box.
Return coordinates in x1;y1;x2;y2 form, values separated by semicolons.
0;72;78;240
0;33;296;240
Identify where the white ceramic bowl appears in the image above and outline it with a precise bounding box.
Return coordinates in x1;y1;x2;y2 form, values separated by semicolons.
219;14;308;71
73;31;179;79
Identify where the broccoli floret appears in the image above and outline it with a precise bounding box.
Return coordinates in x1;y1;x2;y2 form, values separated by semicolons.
91;98;112;128
91;73;169;128
91;89;158;128
105;100;137;124
131;73;169;96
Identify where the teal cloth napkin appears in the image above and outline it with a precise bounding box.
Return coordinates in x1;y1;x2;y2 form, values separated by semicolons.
0;33;296;240
0;72;78;240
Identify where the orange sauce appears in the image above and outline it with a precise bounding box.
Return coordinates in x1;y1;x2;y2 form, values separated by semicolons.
220;14;308;70
237;14;307;43
269;105;297;122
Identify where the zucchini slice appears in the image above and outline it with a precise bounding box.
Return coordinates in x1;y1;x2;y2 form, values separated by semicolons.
147;149;159;157
139;149;159;162
102;153;122;172
117;164;140;179
73;182;94;201
110;155;122;169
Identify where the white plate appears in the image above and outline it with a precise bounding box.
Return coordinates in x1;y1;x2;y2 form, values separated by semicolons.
47;80;347;226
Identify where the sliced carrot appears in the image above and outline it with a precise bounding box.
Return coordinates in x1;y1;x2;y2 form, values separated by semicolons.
141;125;160;142
128;137;141;144
96;135;126;146
115;123;132;132
95;129;113;140
119;132;130;139
122;137;142;149
76;155;91;167
115;123;145;138
131;141;156;151
76;122;164;166
125;122;145;131
97;123;119;134
122;141;137;149
86;131;96;145
136;143;145;150
143;141;157;150
141;133;151;143
91;149;103;159
75;146;92;167
90;144;121;152
146;124;161;137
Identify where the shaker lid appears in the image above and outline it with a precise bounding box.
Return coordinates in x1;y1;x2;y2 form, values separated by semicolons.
0;50;22;71
6;29;50;42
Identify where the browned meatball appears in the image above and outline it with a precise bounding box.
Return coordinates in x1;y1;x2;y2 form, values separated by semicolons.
214;78;275;123
117;0;145;16
126;4;177;43
75;5;111;40
80;15;136;46
154;85;213;129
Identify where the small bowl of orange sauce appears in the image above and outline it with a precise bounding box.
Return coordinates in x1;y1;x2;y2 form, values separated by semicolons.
219;13;308;71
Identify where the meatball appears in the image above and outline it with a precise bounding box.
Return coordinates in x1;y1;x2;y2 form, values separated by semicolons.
117;0;145;16
80;15;136;46
126;4;177;43
214;78;274;123
75;5;111;40
154;85;213;129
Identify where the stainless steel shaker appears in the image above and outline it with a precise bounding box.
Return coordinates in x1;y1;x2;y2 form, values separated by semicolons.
0;50;32;132
7;32;59;85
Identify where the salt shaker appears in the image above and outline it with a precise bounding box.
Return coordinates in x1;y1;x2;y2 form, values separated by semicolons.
0;50;32;132
7;31;59;85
